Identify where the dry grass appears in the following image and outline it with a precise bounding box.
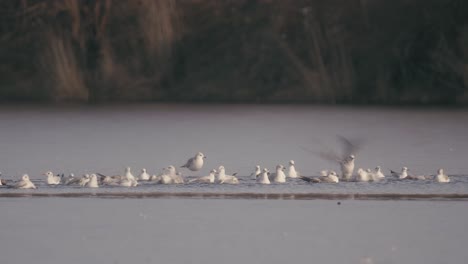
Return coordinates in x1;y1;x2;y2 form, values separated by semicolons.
41;32;88;101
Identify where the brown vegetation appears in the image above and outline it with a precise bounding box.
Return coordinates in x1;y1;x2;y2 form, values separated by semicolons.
1;0;467;104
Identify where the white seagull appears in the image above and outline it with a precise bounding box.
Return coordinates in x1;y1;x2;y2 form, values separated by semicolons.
181;152;206;171
188;169;216;184
13;174;36;189
216;166;239;184
256;168;271;184
43;171;61;185
299;171;339;183
86;174;99;188
391;167;409;179
435;168;450;183
158;166;184;184
356;168;371;182
250;165;261;179
371;166;385;180
270;164;286;183
138;168;150;181
287;160;300;178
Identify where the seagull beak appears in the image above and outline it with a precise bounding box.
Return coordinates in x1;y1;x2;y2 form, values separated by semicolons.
203;156;207;159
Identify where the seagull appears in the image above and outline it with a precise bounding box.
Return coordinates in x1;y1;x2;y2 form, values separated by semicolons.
390;167;409;179
138;168;150;181
43;171;61;185
159;166;184;184
270;164;286;183
299;171;339;183
216;166;239;184
86;174;99;188
188;169;216;184
371;166;385;180
0;172;6;185
79;174;91;186
287;160;300;178
356;168;371;182
181;152;206;171
62;173;80;185
13;174;36;189
124;167;136;182
316;136;361;181
435;168;450;183
250;165;261;179
256;168;271;184
119;168;138;187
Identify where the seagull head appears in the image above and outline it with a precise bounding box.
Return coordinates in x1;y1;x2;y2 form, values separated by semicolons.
289;160;295;165
375;166;381;172
437;168;444;175
349;155;355;160
43;171;54;177
276;164;285;171
196;152;206;159
218;165;225;172
22;174;30;180
142;168;147;173
402;167;408;172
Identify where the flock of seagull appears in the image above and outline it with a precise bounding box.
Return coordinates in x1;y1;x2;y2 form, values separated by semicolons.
0;150;452;190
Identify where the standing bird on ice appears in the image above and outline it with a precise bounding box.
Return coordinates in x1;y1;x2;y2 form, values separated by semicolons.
181;152;206;171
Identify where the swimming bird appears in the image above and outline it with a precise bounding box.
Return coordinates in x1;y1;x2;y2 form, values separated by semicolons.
62;173;80;185
371;166;385;180
79;174;91;186
250;165;261;179
181;152;206;171
188;169;216;184
138;168;150;181
43;171;61;185
356;168;371;182
435;168;450;183
256;168;271;184
86;174;99;188
287;160;300;178
390;167;409;179
159;166;184;184
216;166;239;184
299;171;339;183
270;164;286;183
322;171;340;183
0;172;6;185
13;174;36;189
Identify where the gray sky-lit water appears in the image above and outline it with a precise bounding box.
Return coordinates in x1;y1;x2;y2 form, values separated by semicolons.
1;198;467;264
0;104;467;194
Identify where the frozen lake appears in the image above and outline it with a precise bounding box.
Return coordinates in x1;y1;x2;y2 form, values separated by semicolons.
1;198;467;264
